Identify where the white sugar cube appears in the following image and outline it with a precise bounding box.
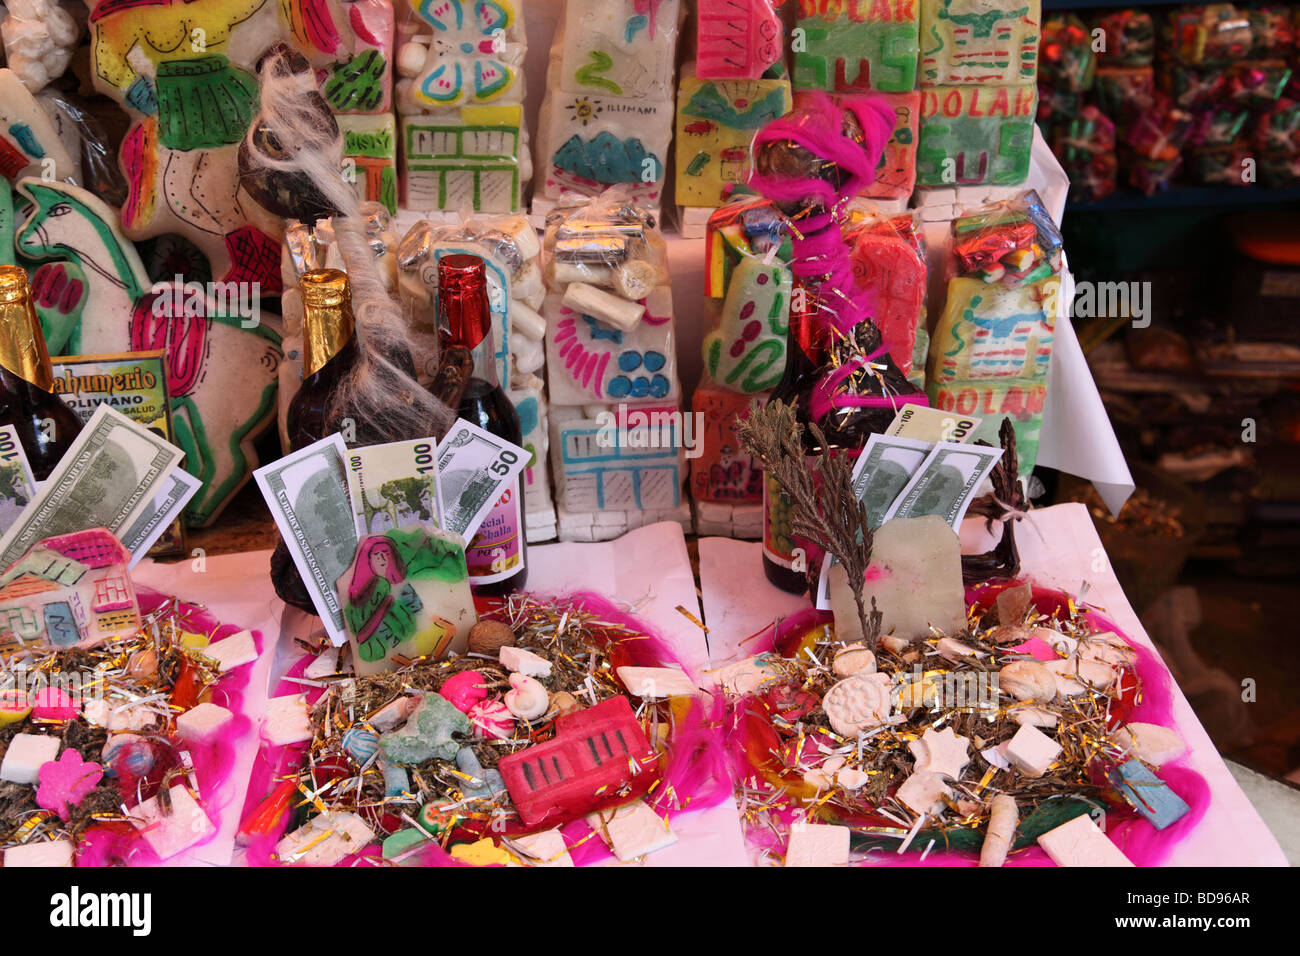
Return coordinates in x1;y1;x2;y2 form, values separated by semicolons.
201;629;258;672
128;785;215;860
616;666;698;699
0;733;61;784
276;811;375;866
304;646;340;680
785;823;851;867
1005;724;1062;778
499;645;553;678
1037;813;1133;867
4;839;75;867
263;694;313;746
175;702;233;742
587;800;677;861
509;828;573;867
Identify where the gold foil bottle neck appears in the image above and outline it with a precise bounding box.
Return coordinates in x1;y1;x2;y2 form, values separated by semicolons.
300;268;356;377
0;265;55;392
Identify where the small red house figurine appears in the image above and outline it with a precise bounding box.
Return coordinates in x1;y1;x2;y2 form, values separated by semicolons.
499;696;659;827
0;528;139;649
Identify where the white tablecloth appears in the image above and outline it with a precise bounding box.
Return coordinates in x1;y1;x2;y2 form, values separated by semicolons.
698;503;1288;866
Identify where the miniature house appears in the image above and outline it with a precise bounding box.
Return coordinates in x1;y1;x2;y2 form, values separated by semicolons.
0;529;140;649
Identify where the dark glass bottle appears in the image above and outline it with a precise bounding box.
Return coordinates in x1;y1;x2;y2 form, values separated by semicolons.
287;269;361;450
439;254;527;596
761;276;830;594
0;265;83;480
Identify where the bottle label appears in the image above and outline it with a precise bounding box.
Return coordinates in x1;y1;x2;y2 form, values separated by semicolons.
762;473;803;571
466;479;524;584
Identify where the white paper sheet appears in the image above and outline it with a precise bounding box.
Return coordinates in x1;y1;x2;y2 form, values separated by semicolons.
132;550;281;867
698;505;1287;866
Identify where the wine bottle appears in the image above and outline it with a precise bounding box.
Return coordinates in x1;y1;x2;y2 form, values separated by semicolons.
438;254;527;595
0;265;83;480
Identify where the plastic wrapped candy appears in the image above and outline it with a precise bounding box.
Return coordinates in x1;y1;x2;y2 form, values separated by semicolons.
1055;106;1118;204
542;191;669;300
1253;97;1300;154
1187;140;1254;185
1095;10;1156;67
1125;151;1184;195
927;192;1062;471
1095;66;1157;125
1125;94;1195;161
1163;62;1231;111
843;209;928;383
1225;61;1293;109
1041;14;1097;92
1166;4;1254;66
1191;105;1250;147
1248;6;1295;57
701;195;791;395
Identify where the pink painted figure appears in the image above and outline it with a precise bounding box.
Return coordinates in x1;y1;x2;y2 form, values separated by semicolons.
696;0;782;79
37;749;105;821
468;698;515;739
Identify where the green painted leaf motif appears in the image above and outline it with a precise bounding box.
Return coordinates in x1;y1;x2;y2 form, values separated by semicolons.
575;50;622;95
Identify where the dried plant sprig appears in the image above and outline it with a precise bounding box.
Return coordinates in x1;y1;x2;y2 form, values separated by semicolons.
738;398;876;647
963;418;1024;584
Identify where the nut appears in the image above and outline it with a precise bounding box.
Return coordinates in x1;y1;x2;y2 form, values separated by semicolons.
467;620;515;656
998;661;1057;701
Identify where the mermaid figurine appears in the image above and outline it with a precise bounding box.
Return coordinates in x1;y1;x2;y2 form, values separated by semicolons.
749;92;927;444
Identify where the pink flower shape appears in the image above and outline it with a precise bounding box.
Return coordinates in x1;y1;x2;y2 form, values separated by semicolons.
37;749;105;821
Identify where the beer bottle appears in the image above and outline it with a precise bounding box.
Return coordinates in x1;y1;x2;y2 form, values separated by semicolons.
438;254;527;595
0;265;83;480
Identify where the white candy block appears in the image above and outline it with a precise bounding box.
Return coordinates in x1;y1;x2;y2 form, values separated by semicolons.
200;630;258;672
0;733;60;783
561;282;645;331
499;645;552;678
617;666;698;699
1037;813;1134;867
128;785;215;860
1005;724;1061;778
587;799;677;861
304;646;340;680
263;694;313;747
510;828;574;867
4;838;75;867
82;698;160;732
713;655;779;695
276;811;376;866
175;702;234;742
896;770;951;815
785;823;851;867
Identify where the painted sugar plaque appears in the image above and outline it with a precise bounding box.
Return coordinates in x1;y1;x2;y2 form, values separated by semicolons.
337;525;477;676
14;178;282;526
791;0;920;94
916;84;1035;185
919;0;1040;87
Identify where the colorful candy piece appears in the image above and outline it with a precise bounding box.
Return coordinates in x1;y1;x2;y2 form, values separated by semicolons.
469;698;515;739
689;382;765;504
380;691;471;763
918;0;1041;87
498;695;658;827
917;84;1037;186
1107;759;1190;830
36;749;104;820
675;63;792;209
792;0;920;93
440;670;489;713
696;0;782;80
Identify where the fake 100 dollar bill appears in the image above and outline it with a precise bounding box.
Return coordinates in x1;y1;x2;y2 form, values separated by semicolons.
435;419;529;542
813;433;932;610
254;433;356;646
0;404;185;570
346;438;441;538
884;404;983;444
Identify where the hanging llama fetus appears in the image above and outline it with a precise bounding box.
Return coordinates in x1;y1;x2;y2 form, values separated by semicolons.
14;176;283;526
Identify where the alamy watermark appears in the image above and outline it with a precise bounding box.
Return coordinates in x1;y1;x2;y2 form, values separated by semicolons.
151;276;262;328
594;403;705;460
1070;280;1151;328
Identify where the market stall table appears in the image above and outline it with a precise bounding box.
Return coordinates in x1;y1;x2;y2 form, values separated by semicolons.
698;502;1288;866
